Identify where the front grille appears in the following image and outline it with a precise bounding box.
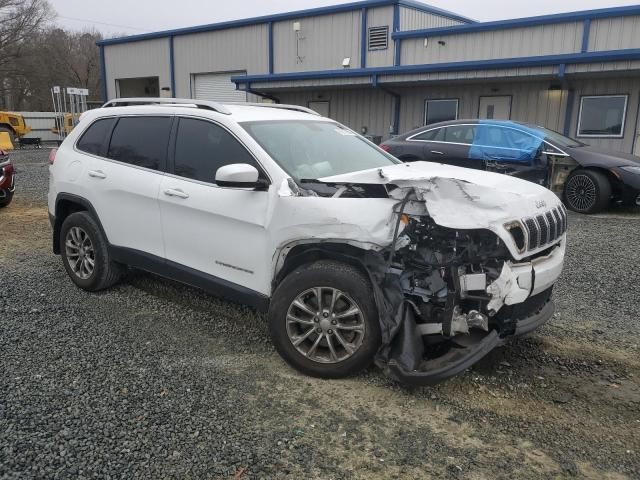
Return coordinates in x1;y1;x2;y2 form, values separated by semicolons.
522;206;567;252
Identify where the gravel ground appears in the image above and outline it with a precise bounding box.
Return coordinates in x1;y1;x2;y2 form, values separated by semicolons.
1;148;639;479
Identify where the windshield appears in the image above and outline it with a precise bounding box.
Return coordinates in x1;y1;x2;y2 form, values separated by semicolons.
532;126;584;148
241;120;400;180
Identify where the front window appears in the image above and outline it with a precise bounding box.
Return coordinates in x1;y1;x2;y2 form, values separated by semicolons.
577;95;628;138
241;120;399;180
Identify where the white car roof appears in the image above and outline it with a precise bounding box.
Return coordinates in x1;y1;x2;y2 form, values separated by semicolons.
86;99;331;124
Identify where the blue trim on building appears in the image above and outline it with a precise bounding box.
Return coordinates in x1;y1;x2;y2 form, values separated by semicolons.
558;63;566;79
99;45;107;102
393;3;401;66
231;48;640;85
268;21;274;74
361;7;368;68
392;5;640;40
581;18;592;53
97;0;473;47
169;36;176;95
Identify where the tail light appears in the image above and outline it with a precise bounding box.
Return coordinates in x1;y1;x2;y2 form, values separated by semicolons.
379;144;391;152
48;148;58;165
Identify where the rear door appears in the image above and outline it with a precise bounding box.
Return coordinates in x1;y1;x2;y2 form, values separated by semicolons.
158;116;271;294
472;125;547;183
85;115;171;258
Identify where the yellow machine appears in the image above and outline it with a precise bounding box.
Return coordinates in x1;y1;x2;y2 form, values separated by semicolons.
51;113;81;136
0;111;31;144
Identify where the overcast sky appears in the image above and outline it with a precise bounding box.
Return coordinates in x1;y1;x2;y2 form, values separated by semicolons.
50;0;639;36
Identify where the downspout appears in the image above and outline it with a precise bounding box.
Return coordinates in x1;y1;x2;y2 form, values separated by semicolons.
239;82;281;103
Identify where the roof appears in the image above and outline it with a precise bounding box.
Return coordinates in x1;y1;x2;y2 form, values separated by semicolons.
96;0;474;46
88;102;330;123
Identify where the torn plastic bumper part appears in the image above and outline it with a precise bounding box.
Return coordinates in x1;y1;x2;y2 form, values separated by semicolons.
387;299;554;386
383;241;564;386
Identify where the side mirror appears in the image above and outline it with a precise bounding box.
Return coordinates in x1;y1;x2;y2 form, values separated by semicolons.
215;163;268;190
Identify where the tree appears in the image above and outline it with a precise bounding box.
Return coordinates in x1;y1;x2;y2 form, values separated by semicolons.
0;0;53;108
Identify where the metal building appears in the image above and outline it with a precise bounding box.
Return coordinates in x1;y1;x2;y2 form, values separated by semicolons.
98;0;640;154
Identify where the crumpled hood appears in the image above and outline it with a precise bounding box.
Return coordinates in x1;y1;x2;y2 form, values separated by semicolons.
320;161;561;231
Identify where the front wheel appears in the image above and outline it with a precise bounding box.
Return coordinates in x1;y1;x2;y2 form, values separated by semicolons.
269;261;381;379
0;191;13;208
563;169;611;214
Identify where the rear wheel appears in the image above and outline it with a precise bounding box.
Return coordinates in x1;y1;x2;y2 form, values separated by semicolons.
269;261;380;379
0;127;16;146
60;212;124;291
563;169;611;214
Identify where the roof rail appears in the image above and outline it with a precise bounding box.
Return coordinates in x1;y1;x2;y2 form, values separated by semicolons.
101;98;232;115
224;102;321;116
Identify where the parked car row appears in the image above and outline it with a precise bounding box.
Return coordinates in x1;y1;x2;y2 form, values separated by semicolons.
380;120;640;214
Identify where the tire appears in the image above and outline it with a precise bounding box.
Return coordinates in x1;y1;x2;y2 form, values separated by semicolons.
60;211;124;291
0;191;13;208
563;169;611;214
269;261;381;379
0;127;16;146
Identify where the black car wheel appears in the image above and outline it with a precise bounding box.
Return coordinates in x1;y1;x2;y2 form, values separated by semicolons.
269;261;381;379
563;169;611;214
0;191;13;208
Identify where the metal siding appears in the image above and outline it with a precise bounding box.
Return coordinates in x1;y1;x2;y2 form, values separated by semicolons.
400;22;583;65
16;112;59;141
588;15;640;51
173;24;268;97
273;11;363;72
252;77;372;90
104;39;170;99
381;65;557;83
399;6;463;30
396;81;567;134
366;6;395;68
568;76;639;153
565;59;640;73
277;88;395;139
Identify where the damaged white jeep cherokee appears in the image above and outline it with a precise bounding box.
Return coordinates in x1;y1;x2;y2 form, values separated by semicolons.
48;98;567;385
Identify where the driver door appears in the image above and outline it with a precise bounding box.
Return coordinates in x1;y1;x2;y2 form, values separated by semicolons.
158;117;271;294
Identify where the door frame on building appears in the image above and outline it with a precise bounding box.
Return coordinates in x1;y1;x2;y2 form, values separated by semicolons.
478;95;513;120
115;76;160;98
307;100;330;117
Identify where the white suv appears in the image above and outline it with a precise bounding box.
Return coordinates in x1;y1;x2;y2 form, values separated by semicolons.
48;98;567;385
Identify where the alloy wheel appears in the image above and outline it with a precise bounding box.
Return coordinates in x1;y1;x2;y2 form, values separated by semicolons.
286;287;366;364
65;226;96;280
565;174;597;212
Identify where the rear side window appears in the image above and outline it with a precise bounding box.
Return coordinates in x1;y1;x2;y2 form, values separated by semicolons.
107;117;172;171
173;118;259;183
412;128;444;142
444;125;476;145
77;118;116;156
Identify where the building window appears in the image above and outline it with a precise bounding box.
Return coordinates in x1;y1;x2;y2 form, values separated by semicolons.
425;99;459;125
577;95;628;138
368;26;389;51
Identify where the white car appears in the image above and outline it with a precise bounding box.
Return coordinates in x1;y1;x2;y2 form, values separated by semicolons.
48;98;567;385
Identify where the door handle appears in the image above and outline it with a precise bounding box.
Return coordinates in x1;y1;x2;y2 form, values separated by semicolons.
431;150;445;155
163;188;189;199
88;170;106;179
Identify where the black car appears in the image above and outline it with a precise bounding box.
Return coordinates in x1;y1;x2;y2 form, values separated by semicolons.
380;120;640;214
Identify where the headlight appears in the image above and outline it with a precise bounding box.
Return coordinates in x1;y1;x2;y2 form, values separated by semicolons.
504;221;526;253
620;165;640;175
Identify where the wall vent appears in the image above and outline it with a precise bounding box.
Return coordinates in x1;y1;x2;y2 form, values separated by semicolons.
368;26;389;51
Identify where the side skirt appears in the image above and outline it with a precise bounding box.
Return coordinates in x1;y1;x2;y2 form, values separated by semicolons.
109;246;270;313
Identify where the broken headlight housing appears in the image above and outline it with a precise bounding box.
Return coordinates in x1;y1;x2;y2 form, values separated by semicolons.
504;221;526;253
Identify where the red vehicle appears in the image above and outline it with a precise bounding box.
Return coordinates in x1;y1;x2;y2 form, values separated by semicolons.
0;149;15;208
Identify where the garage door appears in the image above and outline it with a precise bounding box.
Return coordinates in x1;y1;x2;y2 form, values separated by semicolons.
193;72;247;102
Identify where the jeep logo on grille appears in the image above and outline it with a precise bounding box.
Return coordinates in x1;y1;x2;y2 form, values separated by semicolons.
536;200;547;209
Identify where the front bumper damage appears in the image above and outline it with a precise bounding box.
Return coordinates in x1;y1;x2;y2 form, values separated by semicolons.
363;215;565;387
